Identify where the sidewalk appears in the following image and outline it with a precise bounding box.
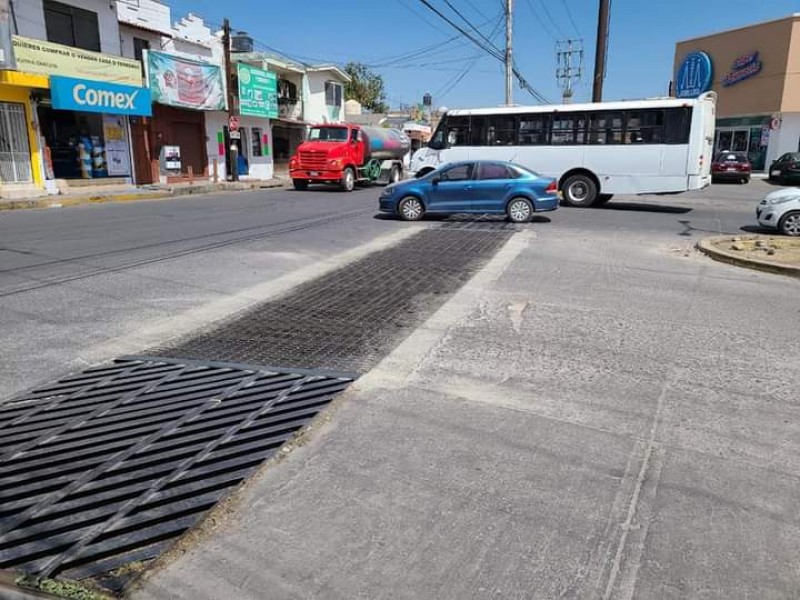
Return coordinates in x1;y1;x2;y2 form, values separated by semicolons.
0;179;287;211
133;226;800;599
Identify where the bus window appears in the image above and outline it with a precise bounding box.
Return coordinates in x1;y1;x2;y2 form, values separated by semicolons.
664;108;692;144
519;114;550;145
552;113;586;145
428;119;446;150
469;115;487;146
588;111;623;144
487;116;517;145
626;109;664;144
446;116;469;146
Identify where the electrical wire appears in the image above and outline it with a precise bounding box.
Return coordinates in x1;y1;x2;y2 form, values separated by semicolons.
523;0;557;42
560;0;582;37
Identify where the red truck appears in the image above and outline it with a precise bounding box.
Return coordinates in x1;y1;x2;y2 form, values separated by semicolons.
289;124;411;191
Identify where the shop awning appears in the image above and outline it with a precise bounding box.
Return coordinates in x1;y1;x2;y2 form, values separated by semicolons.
0;70;49;89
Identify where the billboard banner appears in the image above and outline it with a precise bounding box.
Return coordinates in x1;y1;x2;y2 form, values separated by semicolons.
237;62;277;118
12;36;141;85
146;50;225;111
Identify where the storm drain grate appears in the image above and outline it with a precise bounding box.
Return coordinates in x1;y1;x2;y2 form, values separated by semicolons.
0;356;353;592
153;227;513;373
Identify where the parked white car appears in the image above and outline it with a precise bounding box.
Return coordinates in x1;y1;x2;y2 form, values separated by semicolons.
757;188;800;236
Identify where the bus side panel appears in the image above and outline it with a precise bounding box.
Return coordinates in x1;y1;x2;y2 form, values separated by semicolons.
686;96;715;189
498;146;586;183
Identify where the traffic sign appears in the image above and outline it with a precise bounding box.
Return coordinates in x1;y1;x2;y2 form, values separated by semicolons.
229;115;240;131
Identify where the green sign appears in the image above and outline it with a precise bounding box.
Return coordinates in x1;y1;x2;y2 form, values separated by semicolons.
237;63;277;118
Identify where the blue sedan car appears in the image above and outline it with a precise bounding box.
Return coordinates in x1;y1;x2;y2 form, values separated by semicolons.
379;161;559;222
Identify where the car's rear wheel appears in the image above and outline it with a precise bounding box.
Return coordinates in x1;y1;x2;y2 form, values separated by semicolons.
340;167;355;192
293;179;308;191
506;197;533;223
779;210;800;236
562;174;598;207
398;196;424;221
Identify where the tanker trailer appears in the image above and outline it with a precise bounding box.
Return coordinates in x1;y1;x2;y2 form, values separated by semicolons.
357;126;411;185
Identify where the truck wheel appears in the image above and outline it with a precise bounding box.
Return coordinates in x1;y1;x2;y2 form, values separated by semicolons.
293;179;308;191
340;167;355;192
389;165;401;184
562;174;598;207
398;196;424;221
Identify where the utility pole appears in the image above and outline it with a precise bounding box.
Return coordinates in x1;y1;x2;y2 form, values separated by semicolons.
556;39;583;103
222;18;238;181
505;0;513;106
591;0;610;102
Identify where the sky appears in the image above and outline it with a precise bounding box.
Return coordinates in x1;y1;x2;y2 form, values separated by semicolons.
163;0;799;110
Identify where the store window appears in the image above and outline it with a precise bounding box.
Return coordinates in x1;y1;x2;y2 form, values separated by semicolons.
251;127;263;157
0;103;33;183
325;82;342;107
44;0;101;52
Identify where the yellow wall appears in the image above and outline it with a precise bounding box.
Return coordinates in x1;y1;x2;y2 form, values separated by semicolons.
0;80;44;188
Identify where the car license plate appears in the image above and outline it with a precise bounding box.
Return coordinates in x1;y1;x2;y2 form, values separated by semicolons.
727;167;736;171
309;171;319;176
771;170;781;176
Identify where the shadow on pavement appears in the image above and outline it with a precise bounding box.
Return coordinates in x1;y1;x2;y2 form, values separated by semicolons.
592;201;693;214
372;213;552;224
740;225;775;234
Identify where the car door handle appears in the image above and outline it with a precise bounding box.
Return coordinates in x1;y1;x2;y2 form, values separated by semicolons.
464;186;472;191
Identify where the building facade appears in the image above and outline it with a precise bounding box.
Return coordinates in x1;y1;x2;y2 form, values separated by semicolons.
674;13;800;171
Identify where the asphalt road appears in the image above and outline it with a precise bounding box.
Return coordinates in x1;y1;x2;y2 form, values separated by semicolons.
0;179;770;401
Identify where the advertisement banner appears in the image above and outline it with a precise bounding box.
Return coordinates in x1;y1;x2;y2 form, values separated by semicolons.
146;50;225;111
237;63;277;118
50;76;152;116
102;115;131;176
12;36;141;85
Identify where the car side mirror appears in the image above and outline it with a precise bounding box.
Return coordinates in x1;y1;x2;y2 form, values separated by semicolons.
431;176;440;185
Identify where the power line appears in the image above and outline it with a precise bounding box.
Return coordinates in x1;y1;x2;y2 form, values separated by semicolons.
560;0;582;37
536;0;568;38
415;0;550;103
441;0;504;57
522;0;557;42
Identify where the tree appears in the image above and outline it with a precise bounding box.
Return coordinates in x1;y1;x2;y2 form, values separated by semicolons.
344;62;388;114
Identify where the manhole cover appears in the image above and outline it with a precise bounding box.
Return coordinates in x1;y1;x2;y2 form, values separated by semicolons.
0;357;353;591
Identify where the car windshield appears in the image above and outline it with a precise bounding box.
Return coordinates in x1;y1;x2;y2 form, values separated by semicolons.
308;127;349;142
715;152;747;162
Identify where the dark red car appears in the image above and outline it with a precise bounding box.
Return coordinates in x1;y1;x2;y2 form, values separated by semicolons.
711;151;751;184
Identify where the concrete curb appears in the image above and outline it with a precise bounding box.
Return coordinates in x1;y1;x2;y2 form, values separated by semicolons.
0;180;287;212
696;235;800;279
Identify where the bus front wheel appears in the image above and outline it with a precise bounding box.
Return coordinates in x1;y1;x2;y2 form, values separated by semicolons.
562;174;598;207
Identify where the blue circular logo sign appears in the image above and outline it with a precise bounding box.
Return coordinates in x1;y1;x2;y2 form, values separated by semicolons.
675;51;713;98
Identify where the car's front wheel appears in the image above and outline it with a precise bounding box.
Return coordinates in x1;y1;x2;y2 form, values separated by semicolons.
779;210;800;236
389;165;401;184
506;197;533;223
293;179;308;191
398;196;424;221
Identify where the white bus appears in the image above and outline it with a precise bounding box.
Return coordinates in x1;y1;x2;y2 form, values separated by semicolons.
410;92;717;207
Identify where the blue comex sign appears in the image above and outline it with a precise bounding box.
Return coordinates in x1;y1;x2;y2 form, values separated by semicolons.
675;51;713;99
50;76;152;116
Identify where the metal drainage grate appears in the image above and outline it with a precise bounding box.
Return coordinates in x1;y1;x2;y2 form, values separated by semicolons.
0;357;353;592
154;227;513;373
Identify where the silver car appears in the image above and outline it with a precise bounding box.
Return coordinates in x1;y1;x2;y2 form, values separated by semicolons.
757;188;800;236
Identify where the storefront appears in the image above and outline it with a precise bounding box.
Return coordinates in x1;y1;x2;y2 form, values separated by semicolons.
142;50;226;183
205;61;277;180
673;14;800;171
10;36;147;185
0;70;48;197
38;76;151;180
